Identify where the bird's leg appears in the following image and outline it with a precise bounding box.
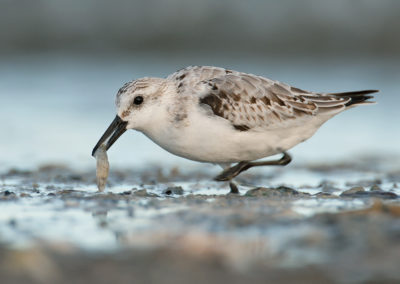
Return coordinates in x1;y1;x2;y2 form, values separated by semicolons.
248;151;292;168
228;181;240;194
214;152;292;181
215;162;252;182
217;163;240;194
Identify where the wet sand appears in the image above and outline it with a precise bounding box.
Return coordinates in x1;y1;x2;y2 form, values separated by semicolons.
0;158;399;284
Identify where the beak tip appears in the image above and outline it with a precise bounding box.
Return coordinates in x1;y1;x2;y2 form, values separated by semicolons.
91;115;127;158
91;146;98;157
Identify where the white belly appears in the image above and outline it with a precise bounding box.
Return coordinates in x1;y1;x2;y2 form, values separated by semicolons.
141;108;329;163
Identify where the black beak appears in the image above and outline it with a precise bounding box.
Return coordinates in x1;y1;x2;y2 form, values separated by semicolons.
92;115;128;156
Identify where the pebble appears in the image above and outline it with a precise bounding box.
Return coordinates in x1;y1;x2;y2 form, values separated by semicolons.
341;186;365;195
133;189;159;197
163;186;184;195
245;186;309;197
370;184;381;191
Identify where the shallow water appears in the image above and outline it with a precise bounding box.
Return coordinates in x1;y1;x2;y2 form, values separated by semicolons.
1;161;399;284
1;161;398;249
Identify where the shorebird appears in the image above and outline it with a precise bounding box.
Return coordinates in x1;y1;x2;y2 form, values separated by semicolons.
92;66;377;193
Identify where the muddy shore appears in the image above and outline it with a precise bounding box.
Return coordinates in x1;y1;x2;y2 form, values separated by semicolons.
1;159;399;284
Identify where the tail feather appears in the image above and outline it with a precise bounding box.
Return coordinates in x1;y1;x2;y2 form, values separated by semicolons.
328;89;379;107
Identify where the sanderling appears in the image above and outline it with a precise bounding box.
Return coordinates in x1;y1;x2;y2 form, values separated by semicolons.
92;66;377;193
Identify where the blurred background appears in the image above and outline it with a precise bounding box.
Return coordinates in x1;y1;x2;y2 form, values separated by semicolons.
1;0;399;171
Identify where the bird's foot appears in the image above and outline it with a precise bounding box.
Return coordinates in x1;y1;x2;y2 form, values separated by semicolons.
229;181;240;194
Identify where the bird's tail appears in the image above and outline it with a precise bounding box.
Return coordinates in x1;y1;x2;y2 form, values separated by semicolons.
328;89;379;107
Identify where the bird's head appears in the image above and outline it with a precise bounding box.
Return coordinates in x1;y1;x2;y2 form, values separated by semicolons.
92;77;167;156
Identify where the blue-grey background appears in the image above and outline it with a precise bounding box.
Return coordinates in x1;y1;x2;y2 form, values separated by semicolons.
0;0;399;171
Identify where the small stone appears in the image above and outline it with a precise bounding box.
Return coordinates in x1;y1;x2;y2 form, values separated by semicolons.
1;190;16;200
368;191;398;199
370;184;381;191
341;186;397;199
133;189;158;197
163;186;184;195
341;186;365;195
245;186;308;197
315;192;334;198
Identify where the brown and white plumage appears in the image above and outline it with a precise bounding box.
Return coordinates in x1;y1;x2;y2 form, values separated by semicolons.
95;65;378;167
168;66;377;132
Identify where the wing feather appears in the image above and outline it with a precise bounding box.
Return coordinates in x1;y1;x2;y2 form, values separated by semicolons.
169;66;357;131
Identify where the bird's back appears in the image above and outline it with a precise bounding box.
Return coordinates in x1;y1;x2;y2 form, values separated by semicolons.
168;66;377;132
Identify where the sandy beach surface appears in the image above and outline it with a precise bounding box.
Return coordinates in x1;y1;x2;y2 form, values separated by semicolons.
1;155;399;284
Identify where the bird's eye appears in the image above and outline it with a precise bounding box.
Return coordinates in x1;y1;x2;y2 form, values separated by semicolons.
133;96;144;105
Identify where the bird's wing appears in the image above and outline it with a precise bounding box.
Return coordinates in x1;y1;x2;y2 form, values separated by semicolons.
169;66;350;131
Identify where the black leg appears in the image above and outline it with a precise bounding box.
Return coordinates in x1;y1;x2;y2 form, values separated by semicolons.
215;162;251;182
229;182;239;194
214;152;292;181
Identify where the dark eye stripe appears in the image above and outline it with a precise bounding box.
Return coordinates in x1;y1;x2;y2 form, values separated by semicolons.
134;96;144;105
